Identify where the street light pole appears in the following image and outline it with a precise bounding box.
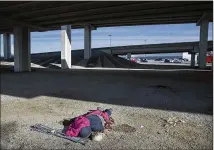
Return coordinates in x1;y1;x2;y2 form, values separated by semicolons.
109;34;112;55
144;39;147;59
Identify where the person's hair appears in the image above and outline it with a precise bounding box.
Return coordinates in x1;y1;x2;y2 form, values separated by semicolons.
104;117;115;130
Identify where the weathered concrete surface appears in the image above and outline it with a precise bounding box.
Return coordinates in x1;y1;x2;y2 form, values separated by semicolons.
1;68;213;149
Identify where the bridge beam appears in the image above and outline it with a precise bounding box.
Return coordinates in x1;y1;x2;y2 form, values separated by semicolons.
198;19;209;69
3;33;11;60
84;25;92;59
14;26;31;72
61;25;71;69
196;12;212;26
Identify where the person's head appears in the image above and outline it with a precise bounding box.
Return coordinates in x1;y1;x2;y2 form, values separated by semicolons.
79;126;92;138
104;108;113;117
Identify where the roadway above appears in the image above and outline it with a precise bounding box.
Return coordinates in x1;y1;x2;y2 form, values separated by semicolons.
0;1;213;33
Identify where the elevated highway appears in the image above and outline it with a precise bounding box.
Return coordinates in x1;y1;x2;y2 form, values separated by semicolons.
89;41;213;55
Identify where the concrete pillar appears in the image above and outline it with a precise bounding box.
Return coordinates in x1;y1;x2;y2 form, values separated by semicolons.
13;26;31;72
211;57;213;71
212;57;213;71
84;25;91;59
198;20;209;69
3;33;11;60
191;53;196;67
61;25;71;69
0;35;1;57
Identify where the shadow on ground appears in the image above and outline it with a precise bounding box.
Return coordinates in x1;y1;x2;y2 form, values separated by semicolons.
1;65;213;115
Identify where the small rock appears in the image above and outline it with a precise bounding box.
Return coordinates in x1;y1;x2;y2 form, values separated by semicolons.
181;120;186;123
163;124;169;127
172;117;177;120
157;131;161;134
168;121;173;124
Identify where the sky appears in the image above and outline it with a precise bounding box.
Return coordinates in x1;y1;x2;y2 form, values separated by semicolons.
0;23;213;56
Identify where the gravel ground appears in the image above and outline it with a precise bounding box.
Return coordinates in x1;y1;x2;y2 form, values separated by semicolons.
1;67;213;149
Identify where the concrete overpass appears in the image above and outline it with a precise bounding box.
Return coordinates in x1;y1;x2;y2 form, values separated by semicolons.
89;41;213;55
0;1;213;71
73;41;213;67
27;41;212;68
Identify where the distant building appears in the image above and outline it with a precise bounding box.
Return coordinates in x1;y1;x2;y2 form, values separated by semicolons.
182;52;192;61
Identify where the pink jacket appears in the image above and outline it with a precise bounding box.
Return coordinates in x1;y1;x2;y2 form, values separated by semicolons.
65;110;109;137
85;110;109;122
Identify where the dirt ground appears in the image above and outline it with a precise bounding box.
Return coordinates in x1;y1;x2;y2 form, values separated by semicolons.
1;67;213;149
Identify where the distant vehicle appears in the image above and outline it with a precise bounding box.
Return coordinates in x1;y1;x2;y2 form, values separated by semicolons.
179;58;189;62
196;53;213;64
155;58;162;61
137;58;148;63
164;59;170;63
206;55;213;63
141;58;148;62
136;58;141;63
172;59;181;63
183;58;189;61
131;58;137;63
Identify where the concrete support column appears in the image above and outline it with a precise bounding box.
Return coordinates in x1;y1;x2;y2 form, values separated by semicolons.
0;35;1;57
199;20;209;69
3;33;11;59
191;53;196;67
61;25;71;69
14;26;31;72
212;57;213;71
84;25;91;59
